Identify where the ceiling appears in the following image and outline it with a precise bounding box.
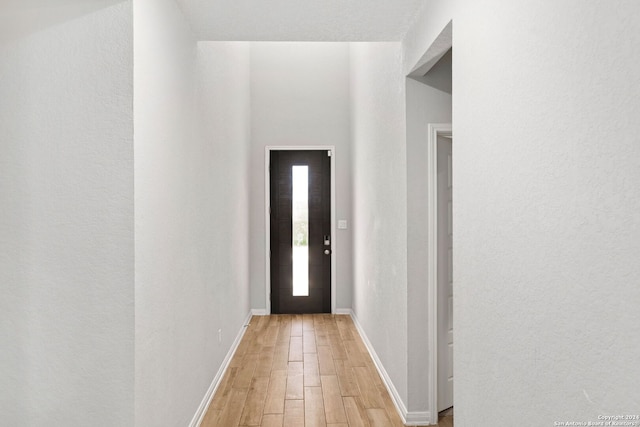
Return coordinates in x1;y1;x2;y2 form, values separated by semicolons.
0;0;123;42
174;0;425;41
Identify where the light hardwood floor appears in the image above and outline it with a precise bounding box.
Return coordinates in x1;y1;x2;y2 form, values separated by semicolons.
201;314;453;427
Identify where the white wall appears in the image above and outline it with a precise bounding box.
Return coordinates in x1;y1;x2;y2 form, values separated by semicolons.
0;2;134;425
134;1;251;425
249;42;353;311
452;1;640;424
405;53;452;413
349;42;409;407
197;41;252;361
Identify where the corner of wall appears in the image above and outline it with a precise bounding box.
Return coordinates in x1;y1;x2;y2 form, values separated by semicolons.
401;0;453;75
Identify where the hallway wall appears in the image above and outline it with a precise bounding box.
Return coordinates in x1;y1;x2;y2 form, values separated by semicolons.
196;37;252;416
452;1;640;424
134;1;251;425
249;42;353;312
349;42;409;409
0;2;134;425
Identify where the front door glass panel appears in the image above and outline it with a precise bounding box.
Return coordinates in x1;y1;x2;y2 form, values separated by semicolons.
292;165;309;296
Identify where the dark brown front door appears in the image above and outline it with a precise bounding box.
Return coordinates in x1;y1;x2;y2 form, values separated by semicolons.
270;150;331;314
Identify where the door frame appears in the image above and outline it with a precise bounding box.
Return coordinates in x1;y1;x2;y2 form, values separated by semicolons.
427;123;452;424
264;145;337;315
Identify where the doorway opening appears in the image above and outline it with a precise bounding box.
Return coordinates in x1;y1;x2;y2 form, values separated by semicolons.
406;18;453;425
265;146;336;314
428;123;453;424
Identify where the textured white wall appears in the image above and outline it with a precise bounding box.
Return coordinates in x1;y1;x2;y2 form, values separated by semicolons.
0;2;134;425
197;40;252;346
249;42;353;311
349;42;409;406
452;1;640;425
134;1;251;425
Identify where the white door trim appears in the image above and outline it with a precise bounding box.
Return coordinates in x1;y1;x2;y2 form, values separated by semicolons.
264;145;337;315
427;123;452;425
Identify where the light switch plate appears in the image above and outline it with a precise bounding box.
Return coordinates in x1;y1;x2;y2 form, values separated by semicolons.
338;220;348;230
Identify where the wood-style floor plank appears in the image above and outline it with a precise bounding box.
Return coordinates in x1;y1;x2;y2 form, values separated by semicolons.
321;375;348;424
343;396;370;427
283;399;304;427
259;413;283;427
233;353;259;389
201;314;454;427
315;323;330;347
334;358;360;397
288;336;303;362
377;381;405;426
285;361;304;400
263;370;287;414
215;388;249;427
438;413;454;427
366;408;393;427
303;313;315;331
290;315;303;337
317;344;336;375
336;316;356;341
272;343;290;371
303;352;321;387
255;346;275;378
209;366;239;411
352;366;385;409
343;339;367;367
239;376;270;426
304;386;327;427
263;323;280;348
277;318;291;345
246;330;264;354
200;408;221;427
329;333;349;360
303;329;317;353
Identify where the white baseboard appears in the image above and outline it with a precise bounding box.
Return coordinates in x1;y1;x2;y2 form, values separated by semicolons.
189;310;253;427
334;308;352;315
251;308;268;315
405;411;433;425
348;310;432;426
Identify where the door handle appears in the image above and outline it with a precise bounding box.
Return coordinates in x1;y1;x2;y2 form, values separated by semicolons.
324;249;331;255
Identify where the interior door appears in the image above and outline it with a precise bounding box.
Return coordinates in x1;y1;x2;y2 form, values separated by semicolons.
437;136;454;411
270;150;331;314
